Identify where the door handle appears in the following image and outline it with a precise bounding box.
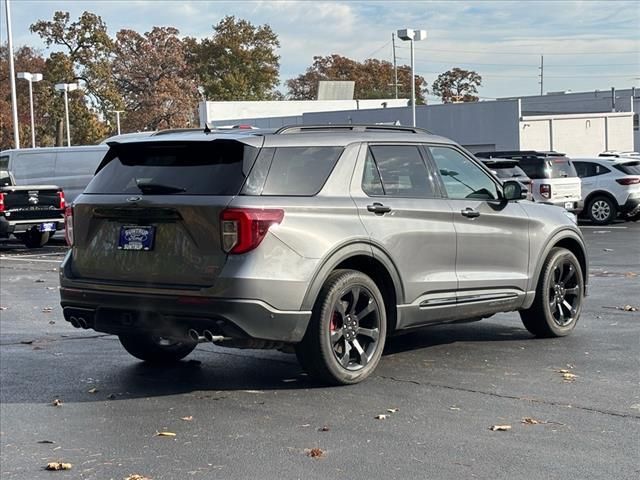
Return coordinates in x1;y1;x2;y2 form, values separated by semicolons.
367;202;392;214
460;207;480;218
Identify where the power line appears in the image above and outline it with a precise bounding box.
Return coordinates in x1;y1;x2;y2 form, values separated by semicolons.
397;44;640;56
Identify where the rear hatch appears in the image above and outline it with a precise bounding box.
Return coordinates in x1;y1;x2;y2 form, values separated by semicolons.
523;157;581;202
70;139;261;288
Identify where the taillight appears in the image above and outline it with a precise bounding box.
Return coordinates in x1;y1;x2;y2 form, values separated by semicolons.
616;178;640;185
57;191;66;210
220;208;284;254
540;184;551;199
64;206;74;246
0;193;5;213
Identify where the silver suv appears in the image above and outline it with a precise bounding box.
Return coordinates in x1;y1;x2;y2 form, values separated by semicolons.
60;125;588;385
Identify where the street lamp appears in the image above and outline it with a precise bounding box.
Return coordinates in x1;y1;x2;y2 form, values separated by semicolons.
54;82;78;146
109;110;125;135
17;72;43;148
397;28;427;127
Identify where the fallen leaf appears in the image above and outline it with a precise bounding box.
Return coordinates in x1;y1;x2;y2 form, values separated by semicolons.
557;369;571;374
155;431;176;437
489;425;512;431
522;417;541;425
52;399;62;407
35;279;45;283
625;272;638;278
562;372;577;382
107;393;116;400
45;462;72;470
374;414;389;420
20;340;34;345
37;440;55;444
622;305;638;312
87;388;98;394
0;306;7;311
318;426;330;432
603;248;614;252
48;320;55;325
449;406;461;411
180;416;193;421
42;307;53;313
46;287;56;290
387;408;399;413
124;475;152;480
305;448;325;458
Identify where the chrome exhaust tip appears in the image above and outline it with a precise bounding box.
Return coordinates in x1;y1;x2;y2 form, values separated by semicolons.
77;317;88;329
69;316;80;328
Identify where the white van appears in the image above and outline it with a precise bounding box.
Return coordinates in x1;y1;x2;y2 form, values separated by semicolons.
0;145;108;205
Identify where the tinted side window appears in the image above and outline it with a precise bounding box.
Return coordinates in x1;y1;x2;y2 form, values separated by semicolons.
365;145;435;197
429;147;499;200
261;146;343;196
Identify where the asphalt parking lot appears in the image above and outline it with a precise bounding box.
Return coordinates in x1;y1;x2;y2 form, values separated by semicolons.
1;223;638;480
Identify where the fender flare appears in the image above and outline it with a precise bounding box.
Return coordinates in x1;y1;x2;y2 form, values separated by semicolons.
300;240;404;311
529;228;588;297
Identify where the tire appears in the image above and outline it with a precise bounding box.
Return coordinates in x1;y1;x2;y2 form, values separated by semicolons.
17;230;51;248
520;247;584;338
587;195;617;225
118;333;196;363
295;269;387;385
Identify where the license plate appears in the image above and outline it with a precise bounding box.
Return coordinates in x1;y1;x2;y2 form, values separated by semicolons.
118;225;156;251
564;202;573;210
38;222;56;232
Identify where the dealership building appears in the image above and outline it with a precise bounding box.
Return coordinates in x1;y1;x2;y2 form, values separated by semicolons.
199;88;639;157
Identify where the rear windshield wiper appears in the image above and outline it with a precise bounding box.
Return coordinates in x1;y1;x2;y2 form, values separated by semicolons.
135;180;186;194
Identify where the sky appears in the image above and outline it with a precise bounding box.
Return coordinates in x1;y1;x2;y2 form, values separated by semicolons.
2;0;639;102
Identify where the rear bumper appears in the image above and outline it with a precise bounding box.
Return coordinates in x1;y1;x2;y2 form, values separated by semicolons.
59;286;311;343
0;216;64;237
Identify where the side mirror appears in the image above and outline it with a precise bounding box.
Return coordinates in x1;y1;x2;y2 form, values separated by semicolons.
502;180;526;201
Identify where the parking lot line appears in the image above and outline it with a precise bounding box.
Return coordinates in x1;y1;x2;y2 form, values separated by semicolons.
0;257;62;264
580;226;628;229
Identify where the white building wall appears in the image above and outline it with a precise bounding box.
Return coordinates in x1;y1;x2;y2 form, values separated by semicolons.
519;120;551;151
199;99;409;126
519;113;634;156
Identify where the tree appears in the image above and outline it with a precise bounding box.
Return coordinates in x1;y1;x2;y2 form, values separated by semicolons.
431;68;482;103
286;54;427;103
187;16;280;101
112;27;199;131
30;11;123;118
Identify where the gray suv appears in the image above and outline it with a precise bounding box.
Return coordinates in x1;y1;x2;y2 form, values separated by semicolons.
59;125;588;385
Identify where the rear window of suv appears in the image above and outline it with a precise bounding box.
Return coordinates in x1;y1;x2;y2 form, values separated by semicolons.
613;161;640;175
519;157;578;179
85;141;256;195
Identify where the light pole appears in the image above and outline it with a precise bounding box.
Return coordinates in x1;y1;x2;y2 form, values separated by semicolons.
17;72;43;147
5;0;20;149
54;83;78;146
110;110;124;135
397;28;427;127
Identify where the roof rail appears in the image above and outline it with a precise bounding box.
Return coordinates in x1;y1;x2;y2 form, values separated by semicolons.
275;124;432;135
152;128;202;136
475;150;566;159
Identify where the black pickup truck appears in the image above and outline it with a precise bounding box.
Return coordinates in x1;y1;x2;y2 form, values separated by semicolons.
0;170;65;248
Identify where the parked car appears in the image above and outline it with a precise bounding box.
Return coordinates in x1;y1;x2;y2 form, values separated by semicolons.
0;145;108;205
477;158;532;200
0;169;65;248
475;150;582;213
573;157;640;224
60;125;588;385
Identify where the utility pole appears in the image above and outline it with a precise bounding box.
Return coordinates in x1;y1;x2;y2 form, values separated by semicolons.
538;55;544;96
392;33;398;99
